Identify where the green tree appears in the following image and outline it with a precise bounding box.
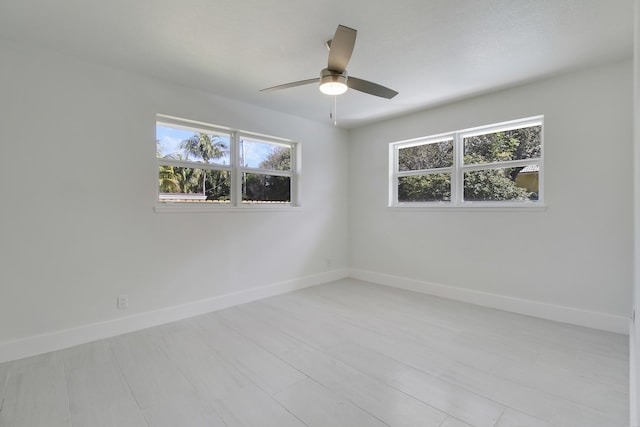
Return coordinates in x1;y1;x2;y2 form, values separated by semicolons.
399;127;540;202
203;170;231;201
464;126;540;183
399;140;453;171
157;143;182;193
244;148;291;202
158;164;180;193
398;174;451;202
180;133;228;195
259;148;291;171
463;168;530;201
157;151;201;195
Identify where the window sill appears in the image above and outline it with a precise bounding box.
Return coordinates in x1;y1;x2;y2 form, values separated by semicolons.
389;203;547;212
154;203;302;214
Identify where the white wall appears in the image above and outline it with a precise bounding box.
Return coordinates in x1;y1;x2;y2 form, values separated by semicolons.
0;39;349;360
632;1;640;423
349;60;633;330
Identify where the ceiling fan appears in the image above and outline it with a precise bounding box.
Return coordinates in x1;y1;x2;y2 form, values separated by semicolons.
261;25;398;99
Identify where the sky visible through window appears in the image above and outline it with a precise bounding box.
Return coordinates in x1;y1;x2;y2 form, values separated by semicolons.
156;125;280;168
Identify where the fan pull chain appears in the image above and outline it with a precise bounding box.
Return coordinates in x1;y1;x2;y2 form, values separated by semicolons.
330;96;337;126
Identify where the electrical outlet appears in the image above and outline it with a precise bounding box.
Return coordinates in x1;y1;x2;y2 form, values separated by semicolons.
325;257;333;268
117;294;128;309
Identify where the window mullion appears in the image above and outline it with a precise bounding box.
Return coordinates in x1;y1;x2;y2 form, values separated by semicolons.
231;131;240;207
390;145;398;205
397;167;453;177
461;158;540;172
239;167;291;177
290;143;298;206
158;158;232;171
453;132;463;205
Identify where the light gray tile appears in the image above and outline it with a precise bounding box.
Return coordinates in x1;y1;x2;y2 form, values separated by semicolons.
63;341;147;427
325;341;415;383
550;399;628;427
440;362;557;421
440;417;473;427
280;345;449;427
189;314;305;394
605;387;630;418
142;393;226;427
348;326;455;377
147;320;252;400
0;361;8;401
109;331;195;411
275;378;387;427
490;359;612;411
0;279;630;427
62;339;118;373
0;352;72;427
495;408;554;427
212;384;306;427
391;367;505;427
215;307;304;355
240;298;363;350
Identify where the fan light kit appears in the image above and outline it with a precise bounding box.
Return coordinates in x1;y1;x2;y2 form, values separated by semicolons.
261;25;398;100
319;82;347;95
319;70;348;95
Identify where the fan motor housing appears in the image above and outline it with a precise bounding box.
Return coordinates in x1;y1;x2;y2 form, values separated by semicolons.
321;68;348;83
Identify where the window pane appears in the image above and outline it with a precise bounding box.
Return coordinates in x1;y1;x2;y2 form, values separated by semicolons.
240;138;291;171
464;165;539;201
242;173;291;203
398;139;453;171
398;173;451;202
156;125;231;166
158;166;230;203
463;125;541;165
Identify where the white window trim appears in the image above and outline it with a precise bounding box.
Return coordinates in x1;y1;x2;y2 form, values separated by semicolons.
389;116;545;209
155;115;301;213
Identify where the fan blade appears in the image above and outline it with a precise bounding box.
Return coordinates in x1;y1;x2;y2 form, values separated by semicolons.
327;25;357;73
260;78;319;92
347;76;398;99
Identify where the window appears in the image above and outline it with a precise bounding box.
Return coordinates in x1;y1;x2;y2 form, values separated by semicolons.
390;116;543;207
156;115;298;209
239;136;292;203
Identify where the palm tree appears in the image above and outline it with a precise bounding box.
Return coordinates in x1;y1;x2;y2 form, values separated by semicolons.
158;164;180;193
180;133;227;195
157;147;180;193
157;152;202;194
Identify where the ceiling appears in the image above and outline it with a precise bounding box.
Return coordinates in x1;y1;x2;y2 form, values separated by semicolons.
0;0;633;128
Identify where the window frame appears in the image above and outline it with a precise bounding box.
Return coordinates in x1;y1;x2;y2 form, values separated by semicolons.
389;116;544;209
155;115;299;212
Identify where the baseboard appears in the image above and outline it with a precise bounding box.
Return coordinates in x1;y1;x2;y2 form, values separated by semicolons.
0;269;349;363
349;269;629;335
631;318;639;427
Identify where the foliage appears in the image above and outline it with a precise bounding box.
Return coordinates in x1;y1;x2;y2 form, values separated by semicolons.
464;127;541;164
398;126;540;202
258;148;291;171
158;134;291;202
243;147;291;202
158;164;180;193
399;140;453;171
463;169;530;201
398;174;451;202
179;133;228;197
180;133;227;163
158;134;230;201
